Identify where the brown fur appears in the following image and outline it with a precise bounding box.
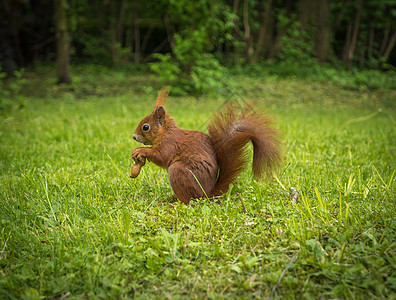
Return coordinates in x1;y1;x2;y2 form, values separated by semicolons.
207;104;282;196
131;92;282;204
155;87;170;107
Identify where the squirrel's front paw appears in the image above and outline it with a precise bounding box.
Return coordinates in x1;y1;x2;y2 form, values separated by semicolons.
131;148;146;162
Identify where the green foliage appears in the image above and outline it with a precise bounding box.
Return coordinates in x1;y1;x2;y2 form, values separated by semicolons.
277;13;316;66
151;49;228;96
3;0;396;83
1;67;395;298
323;68;396;91
150;0;234;95
240;62;396;92
79;36;113;64
69;1;112;65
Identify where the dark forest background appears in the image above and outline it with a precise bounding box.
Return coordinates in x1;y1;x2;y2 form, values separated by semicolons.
1;0;395;94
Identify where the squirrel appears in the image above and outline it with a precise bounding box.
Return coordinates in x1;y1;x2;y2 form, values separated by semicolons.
131;88;282;205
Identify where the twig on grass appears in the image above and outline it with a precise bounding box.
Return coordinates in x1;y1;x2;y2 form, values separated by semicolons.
237;193;247;214
157;263;171;276
271;253;298;297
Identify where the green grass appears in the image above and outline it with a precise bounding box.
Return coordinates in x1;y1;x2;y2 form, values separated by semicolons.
1;65;395;299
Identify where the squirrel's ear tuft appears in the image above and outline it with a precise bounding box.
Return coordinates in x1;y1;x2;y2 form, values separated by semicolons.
154;106;166;125
155;87;170;107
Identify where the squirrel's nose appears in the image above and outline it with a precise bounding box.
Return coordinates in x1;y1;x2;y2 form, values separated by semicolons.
133;134;137;141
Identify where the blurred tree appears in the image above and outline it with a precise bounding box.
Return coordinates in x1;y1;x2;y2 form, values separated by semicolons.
343;0;362;70
109;0;128;65
375;3;396;65
299;0;330;63
55;0;71;83
251;0;274;63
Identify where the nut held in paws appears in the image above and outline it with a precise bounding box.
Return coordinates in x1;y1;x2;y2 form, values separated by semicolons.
130;157;146;178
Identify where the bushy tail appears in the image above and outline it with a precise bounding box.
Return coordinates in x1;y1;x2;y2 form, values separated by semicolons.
207;103;282;196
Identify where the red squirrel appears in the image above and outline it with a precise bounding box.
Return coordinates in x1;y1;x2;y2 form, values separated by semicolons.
131;88;282;204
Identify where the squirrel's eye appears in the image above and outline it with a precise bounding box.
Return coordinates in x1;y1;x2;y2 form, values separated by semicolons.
142;124;150;131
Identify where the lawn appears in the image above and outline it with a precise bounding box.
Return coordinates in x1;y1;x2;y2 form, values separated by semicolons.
0;65;395;299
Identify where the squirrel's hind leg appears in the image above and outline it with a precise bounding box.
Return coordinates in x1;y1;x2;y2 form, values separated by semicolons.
168;162;214;204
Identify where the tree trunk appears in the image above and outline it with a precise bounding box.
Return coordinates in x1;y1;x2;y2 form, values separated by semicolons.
110;16;118;65
117;0;127;43
343;23;352;61
262;16;274;59
314;0;329;63
383;31;396;61
346;0;362;71
252;0;273;63
232;0;241;65
379;23;390;57
243;0;253;63
368;26;375;59
299;0;312;27
110;0;128;66
133;0;140;64
134;21;140;64
164;14;175;50
55;0;71;84
299;0;329;63
378;23;396;64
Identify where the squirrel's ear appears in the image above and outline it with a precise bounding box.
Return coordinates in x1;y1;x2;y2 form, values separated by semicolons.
154;106;166;125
